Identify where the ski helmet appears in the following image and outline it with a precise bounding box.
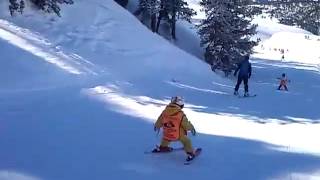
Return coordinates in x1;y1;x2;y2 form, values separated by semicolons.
171;96;184;108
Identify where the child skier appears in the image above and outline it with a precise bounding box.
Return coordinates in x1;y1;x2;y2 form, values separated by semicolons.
277;73;290;91
153;96;197;161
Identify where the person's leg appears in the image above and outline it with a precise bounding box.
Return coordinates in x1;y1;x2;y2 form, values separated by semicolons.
158;139;172;151
277;84;282;90
284;85;288;91
179;135;193;154
152;139;172;152
234;75;242;92
243;76;249;93
180;135;197;161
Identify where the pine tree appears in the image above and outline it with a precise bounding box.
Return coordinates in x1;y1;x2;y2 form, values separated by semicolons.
168;0;196;39
9;0;74;17
156;0;196;39
156;0;170;33
198;0;260;74
135;0;160;32
135;0;195;38
266;0;320;35
114;0;128;8
9;0;20;16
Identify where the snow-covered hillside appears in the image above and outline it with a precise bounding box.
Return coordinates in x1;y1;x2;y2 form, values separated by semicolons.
252;16;320;64
0;1;320;180
128;0;320;65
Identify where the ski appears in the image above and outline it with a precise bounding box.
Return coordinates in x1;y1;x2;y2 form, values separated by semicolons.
184;148;202;165
238;94;257;98
144;146;184;154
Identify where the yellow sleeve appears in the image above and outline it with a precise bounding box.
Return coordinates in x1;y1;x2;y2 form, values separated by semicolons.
154;113;163;128
181;114;194;131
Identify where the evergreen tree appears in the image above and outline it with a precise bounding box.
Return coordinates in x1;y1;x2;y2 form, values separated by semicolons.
135;0;195;37
114;0;128;8
9;0;74;17
198;0;260;74
135;0;160;32
156;0;170;33
266;0;320;35
9;0;20;16
156;0;196;39
168;0;196;39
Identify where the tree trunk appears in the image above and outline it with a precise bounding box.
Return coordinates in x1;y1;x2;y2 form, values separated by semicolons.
151;13;157;32
156;10;165;33
171;12;176;39
156;1;168;33
133;7;143;16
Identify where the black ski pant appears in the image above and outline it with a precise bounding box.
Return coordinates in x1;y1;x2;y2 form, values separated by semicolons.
278;84;288;91
235;75;249;92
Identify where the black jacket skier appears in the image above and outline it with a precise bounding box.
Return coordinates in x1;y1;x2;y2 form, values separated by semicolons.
234;55;252;96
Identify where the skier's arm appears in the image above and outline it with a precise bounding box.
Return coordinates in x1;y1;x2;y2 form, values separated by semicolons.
181;115;196;135
248;63;252;78
154;113;163;130
234;64;240;76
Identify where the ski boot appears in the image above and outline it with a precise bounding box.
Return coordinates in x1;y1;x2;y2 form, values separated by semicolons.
234;91;239;96
186;151;196;161
152;146;173;153
244;92;249;97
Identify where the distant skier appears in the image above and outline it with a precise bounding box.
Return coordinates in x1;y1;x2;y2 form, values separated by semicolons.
153;96;197;161
277;73;290;91
234;54;252;97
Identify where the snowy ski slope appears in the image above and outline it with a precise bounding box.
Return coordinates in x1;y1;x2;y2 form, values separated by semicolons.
0;0;320;179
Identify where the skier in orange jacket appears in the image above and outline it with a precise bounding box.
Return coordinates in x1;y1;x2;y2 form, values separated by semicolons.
277;73;290;91
153;96;197;161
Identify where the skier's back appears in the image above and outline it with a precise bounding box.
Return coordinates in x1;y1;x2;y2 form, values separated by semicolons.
234;55;252;96
153;96;197;161
277;73;289;91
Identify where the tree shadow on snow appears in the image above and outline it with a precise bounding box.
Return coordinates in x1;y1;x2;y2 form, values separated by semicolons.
1;89;320;180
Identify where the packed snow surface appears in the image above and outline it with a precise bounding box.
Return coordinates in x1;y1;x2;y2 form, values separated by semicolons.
0;0;319;180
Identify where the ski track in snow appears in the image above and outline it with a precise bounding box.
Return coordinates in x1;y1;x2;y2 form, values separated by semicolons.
0;0;320;180
0;19;99;75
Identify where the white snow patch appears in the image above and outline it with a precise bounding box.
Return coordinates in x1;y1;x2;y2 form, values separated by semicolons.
0;19;98;75
270;170;320;180
0;170;41;180
121;163;157;174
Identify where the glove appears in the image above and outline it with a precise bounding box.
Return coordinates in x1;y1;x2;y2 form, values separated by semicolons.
191;129;196;136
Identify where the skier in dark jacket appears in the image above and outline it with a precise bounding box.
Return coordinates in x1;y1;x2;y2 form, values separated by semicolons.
234;55;252;97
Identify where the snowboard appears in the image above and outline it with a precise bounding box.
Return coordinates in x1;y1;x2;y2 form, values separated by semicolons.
184;148;202;165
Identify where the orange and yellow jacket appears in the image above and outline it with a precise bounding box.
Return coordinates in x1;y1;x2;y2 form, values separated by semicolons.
279;77;289;86
155;103;195;141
